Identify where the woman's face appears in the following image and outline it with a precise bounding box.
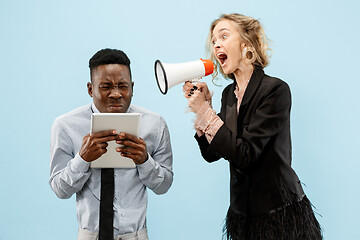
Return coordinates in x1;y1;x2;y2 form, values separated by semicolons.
211;20;246;75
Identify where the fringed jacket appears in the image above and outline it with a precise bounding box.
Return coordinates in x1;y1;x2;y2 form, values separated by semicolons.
195;66;304;217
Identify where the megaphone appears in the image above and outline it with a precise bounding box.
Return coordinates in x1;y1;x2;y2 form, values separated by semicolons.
154;58;214;94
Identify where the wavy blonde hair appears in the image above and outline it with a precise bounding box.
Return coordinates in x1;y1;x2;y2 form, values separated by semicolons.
206;13;272;81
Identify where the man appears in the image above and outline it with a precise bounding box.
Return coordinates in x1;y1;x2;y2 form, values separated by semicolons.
49;48;173;240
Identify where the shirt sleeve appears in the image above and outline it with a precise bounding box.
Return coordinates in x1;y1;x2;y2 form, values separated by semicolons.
194;101;224;143
136;116;173;195
49;119;91;199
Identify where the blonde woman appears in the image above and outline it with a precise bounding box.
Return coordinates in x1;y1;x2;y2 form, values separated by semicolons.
183;13;322;240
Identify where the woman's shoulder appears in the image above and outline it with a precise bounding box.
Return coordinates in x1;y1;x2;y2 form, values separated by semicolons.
263;73;289;87
260;73;291;98
258;73;292;105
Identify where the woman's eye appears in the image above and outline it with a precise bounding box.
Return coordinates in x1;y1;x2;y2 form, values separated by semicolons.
222;35;227;40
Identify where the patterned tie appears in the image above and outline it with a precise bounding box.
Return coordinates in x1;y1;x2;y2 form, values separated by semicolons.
99;168;114;240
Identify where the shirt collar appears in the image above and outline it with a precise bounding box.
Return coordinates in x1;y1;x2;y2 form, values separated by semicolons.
91;103;100;113
91;103;132;113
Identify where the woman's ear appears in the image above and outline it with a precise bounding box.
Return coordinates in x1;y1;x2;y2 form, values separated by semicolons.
241;42;247;49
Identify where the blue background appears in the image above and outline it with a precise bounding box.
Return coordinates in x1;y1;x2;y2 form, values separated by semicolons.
0;0;359;239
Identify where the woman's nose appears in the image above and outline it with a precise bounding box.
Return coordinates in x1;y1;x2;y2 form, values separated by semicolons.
213;40;221;48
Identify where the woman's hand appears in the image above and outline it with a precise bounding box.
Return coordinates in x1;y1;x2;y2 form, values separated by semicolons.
196;82;212;102
188;90;207;114
183;81;212;113
183;81;212;101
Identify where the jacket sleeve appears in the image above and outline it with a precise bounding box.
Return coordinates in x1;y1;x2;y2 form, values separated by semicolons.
49;119;91;199
194;87;230;163
209;81;291;169
136;116;173;195
194;133;223;163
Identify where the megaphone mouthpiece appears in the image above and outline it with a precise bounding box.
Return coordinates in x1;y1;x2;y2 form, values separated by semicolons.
201;58;214;77
155;58;214;95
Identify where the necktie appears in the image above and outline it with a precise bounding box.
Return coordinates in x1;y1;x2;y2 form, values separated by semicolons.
99;168;114;240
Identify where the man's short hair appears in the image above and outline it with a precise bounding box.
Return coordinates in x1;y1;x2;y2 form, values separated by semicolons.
89;48;131;81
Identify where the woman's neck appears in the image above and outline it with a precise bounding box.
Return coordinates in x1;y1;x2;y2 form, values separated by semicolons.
233;63;254;88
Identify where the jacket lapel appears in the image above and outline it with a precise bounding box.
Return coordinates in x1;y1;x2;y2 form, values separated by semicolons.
241;66;264;106
225;83;238;135
224;67;264;135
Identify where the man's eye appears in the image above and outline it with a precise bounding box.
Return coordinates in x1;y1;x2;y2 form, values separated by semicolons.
222;35;227;40
99;86;110;89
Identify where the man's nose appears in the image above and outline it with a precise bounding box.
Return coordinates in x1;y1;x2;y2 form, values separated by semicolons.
109;87;122;98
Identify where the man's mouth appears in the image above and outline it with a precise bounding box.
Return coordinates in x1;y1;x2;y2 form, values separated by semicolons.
109;104;123;108
108;102;124;109
217;53;228;66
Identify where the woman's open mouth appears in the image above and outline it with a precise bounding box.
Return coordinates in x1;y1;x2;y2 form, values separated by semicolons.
217;52;228;66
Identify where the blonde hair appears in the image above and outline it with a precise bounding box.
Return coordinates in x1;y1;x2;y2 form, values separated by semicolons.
206;13;271;81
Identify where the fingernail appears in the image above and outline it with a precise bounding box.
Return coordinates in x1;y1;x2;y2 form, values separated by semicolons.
188;94;191;97
193;86;198;90
190;88;194;91
190;91;194;94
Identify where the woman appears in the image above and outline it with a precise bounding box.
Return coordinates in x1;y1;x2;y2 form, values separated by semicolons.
183;13;322;240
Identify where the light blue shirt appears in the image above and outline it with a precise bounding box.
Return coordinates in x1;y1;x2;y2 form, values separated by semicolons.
49;103;173;235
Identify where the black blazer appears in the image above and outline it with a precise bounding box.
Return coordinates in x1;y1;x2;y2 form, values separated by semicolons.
195;67;304;216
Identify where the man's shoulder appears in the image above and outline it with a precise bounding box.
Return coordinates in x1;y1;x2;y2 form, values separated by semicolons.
129;105;168;131
129;105;163;120
54;103;92;126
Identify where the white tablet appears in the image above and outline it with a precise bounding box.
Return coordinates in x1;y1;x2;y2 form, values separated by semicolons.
90;113;141;168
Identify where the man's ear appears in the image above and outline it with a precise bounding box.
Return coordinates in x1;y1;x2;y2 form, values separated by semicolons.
87;82;93;97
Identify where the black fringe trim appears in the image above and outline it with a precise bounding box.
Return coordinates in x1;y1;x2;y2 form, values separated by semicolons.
223;196;322;240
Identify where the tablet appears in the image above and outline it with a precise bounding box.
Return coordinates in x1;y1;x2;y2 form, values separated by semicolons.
90;113;141;168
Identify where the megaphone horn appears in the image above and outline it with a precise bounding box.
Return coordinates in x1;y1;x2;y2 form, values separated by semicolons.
154;58;214;95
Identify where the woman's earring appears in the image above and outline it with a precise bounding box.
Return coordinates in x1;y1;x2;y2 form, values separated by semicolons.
244;47;256;63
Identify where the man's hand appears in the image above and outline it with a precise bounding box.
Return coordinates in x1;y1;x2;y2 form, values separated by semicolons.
79;130;118;162
116;132;148;165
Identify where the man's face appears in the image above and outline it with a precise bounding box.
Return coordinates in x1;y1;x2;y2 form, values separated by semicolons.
87;64;133;113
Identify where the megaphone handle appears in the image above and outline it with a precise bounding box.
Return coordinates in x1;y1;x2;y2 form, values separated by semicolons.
190;77;202;84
